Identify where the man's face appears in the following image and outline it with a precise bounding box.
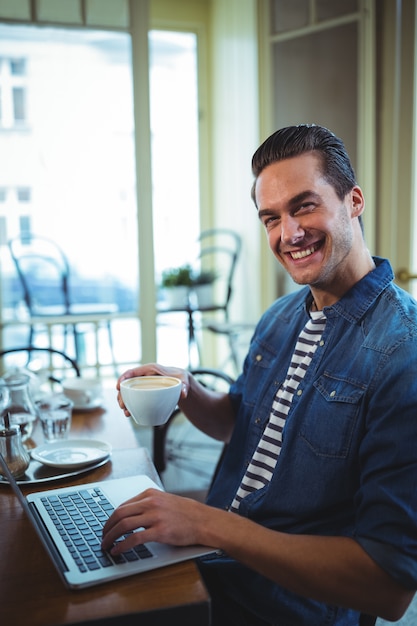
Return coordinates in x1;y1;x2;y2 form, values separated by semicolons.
255;153;362;294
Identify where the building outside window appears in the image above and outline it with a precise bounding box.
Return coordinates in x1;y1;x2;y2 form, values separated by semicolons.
0;56;27;128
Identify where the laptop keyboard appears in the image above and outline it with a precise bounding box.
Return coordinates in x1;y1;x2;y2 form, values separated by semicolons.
41;486;153;573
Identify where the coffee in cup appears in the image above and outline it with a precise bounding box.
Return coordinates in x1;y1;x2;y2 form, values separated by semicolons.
120;376;181;426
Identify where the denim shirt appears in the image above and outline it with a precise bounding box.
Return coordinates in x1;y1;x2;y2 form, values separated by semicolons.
202;257;417;625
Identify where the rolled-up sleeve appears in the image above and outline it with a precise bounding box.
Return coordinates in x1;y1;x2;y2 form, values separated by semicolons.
354;337;417;589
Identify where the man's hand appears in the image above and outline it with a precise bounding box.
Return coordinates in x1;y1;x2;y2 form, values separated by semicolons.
116;364;190;417
101;488;211;554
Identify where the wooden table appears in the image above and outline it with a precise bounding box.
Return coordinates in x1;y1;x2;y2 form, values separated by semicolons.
0;388;211;625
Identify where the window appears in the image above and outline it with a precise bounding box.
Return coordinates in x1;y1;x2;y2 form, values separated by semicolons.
0;216;6;245
149;30;200;278
0;56;27;127
0;24;138;365
19;215;31;236
10;58;26;75
17;187;31;202
0;23;201;372
12;86;26;121
149;30;201;366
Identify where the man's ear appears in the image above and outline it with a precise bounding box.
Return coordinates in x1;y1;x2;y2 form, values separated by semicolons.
350;185;365;218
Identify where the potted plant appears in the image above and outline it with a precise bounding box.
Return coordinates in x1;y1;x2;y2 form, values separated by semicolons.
161;264;193;308
191;269;217;308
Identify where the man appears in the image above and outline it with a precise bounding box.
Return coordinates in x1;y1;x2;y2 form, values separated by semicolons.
102;125;417;625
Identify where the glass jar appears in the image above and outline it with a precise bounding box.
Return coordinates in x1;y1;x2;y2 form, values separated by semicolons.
0;422;30;478
1;372;38;442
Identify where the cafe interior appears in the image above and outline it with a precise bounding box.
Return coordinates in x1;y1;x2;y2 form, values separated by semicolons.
0;1;416;625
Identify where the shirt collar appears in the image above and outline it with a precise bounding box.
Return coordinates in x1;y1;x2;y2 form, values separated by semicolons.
304;257;394;323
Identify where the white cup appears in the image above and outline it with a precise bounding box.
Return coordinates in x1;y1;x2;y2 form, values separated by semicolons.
35;394;73;442
61;378;103;409
120;376;182;426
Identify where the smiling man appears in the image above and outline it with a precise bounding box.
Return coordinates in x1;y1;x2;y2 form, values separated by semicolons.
254;131;373;308
103;125;417;626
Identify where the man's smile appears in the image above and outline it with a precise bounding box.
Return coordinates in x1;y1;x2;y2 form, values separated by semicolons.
285;241;323;261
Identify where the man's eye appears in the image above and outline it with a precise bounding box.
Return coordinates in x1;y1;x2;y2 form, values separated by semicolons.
296;203;314;214
263;215;279;228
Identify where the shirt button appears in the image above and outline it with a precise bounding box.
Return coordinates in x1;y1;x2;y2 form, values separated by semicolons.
330;390;336;397
255;418;261;424
297;389;302;396
255;354;262;362
320;340;324;346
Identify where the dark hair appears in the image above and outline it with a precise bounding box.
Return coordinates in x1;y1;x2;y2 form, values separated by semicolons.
251;124;357;206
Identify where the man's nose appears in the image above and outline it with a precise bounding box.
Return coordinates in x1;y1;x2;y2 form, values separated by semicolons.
280;215;304;245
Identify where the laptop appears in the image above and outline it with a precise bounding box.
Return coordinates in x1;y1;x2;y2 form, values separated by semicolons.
0;452;215;590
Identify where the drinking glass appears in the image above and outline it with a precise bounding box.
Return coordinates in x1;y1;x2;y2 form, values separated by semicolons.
35;394;73;442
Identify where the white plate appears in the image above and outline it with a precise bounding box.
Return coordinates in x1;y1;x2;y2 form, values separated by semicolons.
31;439;112;469
0;457;110;485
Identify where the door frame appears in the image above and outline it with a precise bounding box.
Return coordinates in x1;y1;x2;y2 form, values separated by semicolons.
377;0;416;295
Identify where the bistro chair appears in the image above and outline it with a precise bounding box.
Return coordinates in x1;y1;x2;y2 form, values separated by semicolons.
0;346;81;388
196;229;256;374
195;228;242;319
7;234;117;364
153;367;234;497
158;228;242;368
193;228;243;368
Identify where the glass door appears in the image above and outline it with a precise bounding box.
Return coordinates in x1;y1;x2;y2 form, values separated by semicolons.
149;30;201;367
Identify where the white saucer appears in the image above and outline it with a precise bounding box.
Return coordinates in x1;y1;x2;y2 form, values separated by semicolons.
31;439;112;469
71;397;103;411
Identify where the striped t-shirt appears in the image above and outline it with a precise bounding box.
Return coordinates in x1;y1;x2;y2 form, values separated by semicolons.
230;310;326;512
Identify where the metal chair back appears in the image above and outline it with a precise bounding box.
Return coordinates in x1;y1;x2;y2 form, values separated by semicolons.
153;367;234;498
8;234;72;317
0;346;81;387
195;228;242;319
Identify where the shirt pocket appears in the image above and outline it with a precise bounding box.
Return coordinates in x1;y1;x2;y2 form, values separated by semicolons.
299;373;366;458
242;339;278;409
